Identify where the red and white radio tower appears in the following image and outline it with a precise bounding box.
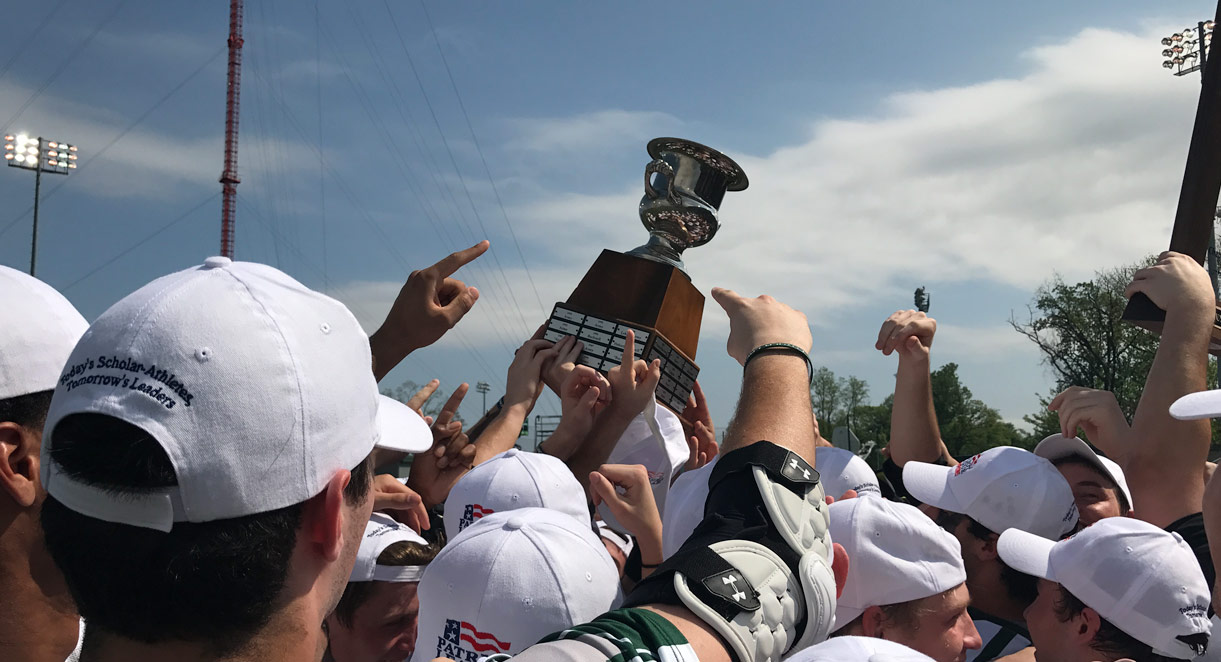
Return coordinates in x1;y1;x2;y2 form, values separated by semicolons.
219;0;244;258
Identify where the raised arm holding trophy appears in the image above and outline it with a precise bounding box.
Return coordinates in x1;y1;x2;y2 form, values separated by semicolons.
1123;0;1221;351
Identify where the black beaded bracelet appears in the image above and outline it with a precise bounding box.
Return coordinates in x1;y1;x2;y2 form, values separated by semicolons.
744;342;814;385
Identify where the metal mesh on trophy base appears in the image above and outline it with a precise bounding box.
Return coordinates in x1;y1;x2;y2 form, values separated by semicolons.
545;303;698;413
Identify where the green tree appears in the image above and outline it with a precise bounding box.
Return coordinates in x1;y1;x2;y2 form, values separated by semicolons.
930;363;1025;457
810;367;842;427
1011;258;1221;447
1011;261;1158;429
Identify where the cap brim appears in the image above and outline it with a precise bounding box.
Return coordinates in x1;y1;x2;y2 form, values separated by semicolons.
374;395;433;454
996;528;1056;581
1170;390;1221;420
902;461;964;513
1035;434;1132;509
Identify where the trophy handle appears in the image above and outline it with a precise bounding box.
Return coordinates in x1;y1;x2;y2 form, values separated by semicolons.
644;158;680;205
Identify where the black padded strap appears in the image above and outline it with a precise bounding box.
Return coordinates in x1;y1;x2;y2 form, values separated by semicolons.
708;441;821;500
623;546;759;619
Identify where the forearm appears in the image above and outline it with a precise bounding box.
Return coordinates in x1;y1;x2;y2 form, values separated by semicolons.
369;330;415;382
888;354;948;466
474;403;531;464
539;424;586;461
1129;309;1212;523
567;411;636;491
722;353;815;464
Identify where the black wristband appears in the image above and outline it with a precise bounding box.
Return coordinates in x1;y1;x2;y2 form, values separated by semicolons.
744;342;813;385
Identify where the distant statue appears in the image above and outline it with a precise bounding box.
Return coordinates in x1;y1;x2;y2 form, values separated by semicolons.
914;287;930;313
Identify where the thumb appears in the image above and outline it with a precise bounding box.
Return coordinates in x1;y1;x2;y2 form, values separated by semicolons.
578;386;600;410
442;286;480;323
588;471;613;506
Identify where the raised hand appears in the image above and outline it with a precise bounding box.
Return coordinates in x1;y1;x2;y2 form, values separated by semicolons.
505;339;561;413
542;335;584;394
710;288;812;365
1125;251;1216;321
604;329;662;423
589;464;664;567
683;420;717;471
371;241;489;379
875;309;937;360
371;474;430;533
429;383;473;470
1049;386;1133;461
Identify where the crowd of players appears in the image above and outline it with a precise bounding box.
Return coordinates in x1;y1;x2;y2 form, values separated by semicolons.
2;242;1220;662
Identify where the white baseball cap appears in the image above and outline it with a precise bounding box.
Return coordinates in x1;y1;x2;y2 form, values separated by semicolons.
1170;390;1221;420
0;265;88;400
904;446;1078;539
787;636;935;662
443;448;590;541
815;446;881;499
661;447;879;559
998;517;1211;659
350;512;429;583
601;400;689;532
1034;434;1132;511
829;496;967;629
40;257;429;532
414;508;619;658
373;394;432;454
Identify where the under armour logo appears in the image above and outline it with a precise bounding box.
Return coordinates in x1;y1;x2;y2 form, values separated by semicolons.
789;458;811;480
722;574;747;602
704;569;761;611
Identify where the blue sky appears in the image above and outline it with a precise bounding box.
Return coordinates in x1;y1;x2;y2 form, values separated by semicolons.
0;1;1213;437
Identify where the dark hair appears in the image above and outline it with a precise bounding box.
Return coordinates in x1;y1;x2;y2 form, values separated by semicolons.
935;510;1039;607
0;389;54;430
1054;586;1178;662
40;412;372;655
332;518;444;628
832;595;934;636
1051;455;1131;515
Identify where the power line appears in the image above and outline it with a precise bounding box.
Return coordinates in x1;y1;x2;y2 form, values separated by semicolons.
242;64;516;393
0;43;226;242
0;0;71;84
416;0;546;318
377;3;539;329
311;15;531;355
1;0;129;136
60;193;219;292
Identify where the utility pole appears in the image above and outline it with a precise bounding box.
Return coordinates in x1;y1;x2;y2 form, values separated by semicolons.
475;381;491;414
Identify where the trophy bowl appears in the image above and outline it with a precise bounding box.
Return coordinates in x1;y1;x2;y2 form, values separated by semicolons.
629;138;749;274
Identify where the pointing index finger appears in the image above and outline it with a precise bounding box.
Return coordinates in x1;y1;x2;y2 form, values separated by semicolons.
433;240;490;278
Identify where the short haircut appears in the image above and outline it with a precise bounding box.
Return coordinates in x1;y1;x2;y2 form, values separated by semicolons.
935;510;1038;607
1051;455;1131;515
1054;585;1177;662
41;412;372;656
0;389;54;430
332;519;445;628
832;595;934;636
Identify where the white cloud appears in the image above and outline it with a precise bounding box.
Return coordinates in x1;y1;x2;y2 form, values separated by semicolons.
0;77;320;202
505;109;685;154
501;26;1196;333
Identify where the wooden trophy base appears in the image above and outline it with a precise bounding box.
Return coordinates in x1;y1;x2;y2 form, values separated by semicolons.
544;249;703;413
1123;293;1221;356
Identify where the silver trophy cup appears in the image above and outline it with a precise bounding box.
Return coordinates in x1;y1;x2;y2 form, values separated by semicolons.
628;137;749;274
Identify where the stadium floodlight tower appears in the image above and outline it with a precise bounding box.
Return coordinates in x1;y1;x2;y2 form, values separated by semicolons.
1162;22;1215;78
4;133;78;276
